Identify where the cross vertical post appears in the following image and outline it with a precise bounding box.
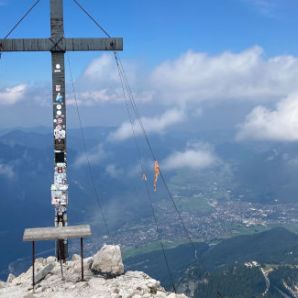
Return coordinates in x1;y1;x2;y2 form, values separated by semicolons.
50;0;68;261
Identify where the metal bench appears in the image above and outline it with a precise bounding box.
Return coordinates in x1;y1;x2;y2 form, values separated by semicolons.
23;225;92;287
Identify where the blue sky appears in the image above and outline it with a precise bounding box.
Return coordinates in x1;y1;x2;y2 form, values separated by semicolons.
1;0;298;142
1;0;298;82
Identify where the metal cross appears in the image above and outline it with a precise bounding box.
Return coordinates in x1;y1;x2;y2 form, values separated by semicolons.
0;0;123;260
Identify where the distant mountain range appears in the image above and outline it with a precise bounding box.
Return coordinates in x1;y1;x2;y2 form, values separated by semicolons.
126;227;298;298
2;126;298;292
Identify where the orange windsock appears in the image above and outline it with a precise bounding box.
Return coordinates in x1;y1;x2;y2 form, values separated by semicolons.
153;160;160;192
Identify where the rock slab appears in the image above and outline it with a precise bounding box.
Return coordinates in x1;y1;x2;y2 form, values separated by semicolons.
91;244;124;276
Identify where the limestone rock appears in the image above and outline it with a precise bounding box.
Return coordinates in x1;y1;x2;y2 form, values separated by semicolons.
46;256;56;264
6;273;15;283
35;263;55;284
91;244;124;277
0;246;188;298
71;254;81;262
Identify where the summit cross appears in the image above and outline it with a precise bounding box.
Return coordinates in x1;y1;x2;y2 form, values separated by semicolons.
0;0;123;260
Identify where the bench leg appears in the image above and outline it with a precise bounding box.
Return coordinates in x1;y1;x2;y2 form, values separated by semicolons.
80;238;84;281
32;241;35;288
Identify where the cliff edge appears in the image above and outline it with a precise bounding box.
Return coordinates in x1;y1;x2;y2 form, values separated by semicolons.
0;245;188;298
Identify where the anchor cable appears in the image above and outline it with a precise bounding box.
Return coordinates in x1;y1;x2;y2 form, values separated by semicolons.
3;0;41;40
116;58;177;293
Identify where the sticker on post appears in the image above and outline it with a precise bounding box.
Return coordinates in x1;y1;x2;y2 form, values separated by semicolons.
56;93;63;102
54;125;66;140
54;64;61;73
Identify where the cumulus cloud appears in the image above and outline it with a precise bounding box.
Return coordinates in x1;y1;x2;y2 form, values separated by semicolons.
74;144;106;167
105;164;123;178
151;47;298;105
69;46;298;107
0;163;14;178
237;93;298;141
162;142;218;170
5;47;298;109
67;54;152;106
109;109;185;141
0;84;27;105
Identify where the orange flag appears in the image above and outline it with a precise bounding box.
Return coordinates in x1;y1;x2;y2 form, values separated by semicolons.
153;160;160;192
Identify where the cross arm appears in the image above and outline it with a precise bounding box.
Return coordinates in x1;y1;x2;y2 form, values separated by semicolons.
64;38;123;51
0;38;123;52
0;38;51;52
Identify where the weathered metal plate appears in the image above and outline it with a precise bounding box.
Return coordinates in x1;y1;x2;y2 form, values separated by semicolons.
23;225;91;241
0;38;123;52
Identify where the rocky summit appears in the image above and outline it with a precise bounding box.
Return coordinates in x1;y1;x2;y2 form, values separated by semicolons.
0;245;188;298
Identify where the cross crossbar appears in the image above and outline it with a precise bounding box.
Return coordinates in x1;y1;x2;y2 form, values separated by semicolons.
0;37;123;52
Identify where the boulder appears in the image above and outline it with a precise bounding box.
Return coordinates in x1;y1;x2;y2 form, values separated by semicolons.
91;244;124;277
72;254;81;262
46;256;56;264
35;263;55;284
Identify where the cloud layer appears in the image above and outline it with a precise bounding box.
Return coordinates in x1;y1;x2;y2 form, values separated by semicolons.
74;144;106;167
162;143;218;170
0;163;14;178
151;47;298;105
0;84;27;105
6;46;298;108
237;93;298;141
109;109;185;141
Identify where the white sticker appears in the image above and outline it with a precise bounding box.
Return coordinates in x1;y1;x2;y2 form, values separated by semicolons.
56;64;61;69
57;104;62;110
57;110;62;116
56;85;61;92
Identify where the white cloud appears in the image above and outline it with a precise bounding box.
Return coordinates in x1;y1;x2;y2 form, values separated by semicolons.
151;47;298;105
74;144;106;167
105;164;123;178
69;54;152;106
244;0;284;18
5;47;298;110
237;93;298;141
0;163;14;178
162;143;218;170
0;84;27;105
109;109;185;141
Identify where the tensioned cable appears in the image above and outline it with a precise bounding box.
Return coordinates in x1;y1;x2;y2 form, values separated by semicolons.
0;0;41;59
72;0;111;38
116;58;177;293
114;53;197;251
66;53;111;238
3;0;41;40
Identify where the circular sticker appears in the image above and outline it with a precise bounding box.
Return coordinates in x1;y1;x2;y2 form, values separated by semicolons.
57;104;62;110
56;64;61;69
57;110;62;116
